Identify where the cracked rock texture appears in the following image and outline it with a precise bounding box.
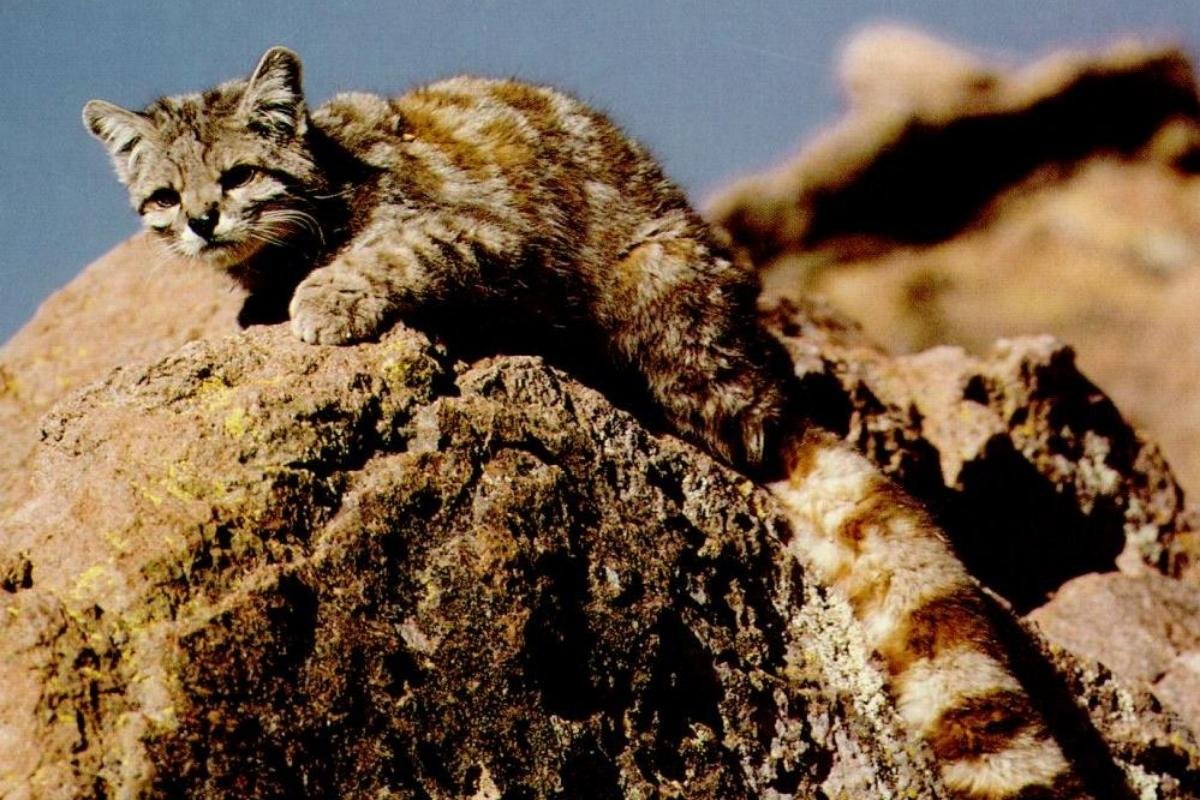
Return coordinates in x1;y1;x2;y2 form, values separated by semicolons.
707;26;1200;512
1;236;1199;798
763;297;1194;606
0;320;942;799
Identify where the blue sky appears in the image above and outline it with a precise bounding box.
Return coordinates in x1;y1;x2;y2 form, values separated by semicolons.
2;1;1198;343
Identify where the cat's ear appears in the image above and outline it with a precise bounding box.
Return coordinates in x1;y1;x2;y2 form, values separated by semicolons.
240;46;306;137
82;99;154;181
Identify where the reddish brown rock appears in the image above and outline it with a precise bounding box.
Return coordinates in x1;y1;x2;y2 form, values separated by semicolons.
708;27;1200;516
0;235;238;511
1030;572;1200;733
708;26;1200;257
1;320;953;799
763;298;1191;602
0;243;1197;796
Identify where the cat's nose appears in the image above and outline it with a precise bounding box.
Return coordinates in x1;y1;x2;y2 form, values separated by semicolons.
187;207;219;240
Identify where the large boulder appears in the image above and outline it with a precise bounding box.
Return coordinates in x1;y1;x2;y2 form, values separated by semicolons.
0;235;240;512
1;237;1199;797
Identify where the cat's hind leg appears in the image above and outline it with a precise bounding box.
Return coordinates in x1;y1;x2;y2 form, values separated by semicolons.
602;217;791;472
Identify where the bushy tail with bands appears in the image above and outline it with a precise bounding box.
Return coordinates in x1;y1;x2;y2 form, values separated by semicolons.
768;429;1085;799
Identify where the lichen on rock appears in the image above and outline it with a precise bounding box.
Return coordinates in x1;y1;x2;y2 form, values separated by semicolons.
1;285;1198;796
2;323;952;799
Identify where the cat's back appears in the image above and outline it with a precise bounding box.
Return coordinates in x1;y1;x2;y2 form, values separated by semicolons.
394;75;615;160
314;76;671;216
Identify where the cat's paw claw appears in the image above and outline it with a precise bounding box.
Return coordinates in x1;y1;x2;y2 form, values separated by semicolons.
288;272;390;345
290;312;350;345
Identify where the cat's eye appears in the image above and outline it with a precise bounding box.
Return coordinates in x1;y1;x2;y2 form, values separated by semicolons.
143;188;179;211
220;165;260;191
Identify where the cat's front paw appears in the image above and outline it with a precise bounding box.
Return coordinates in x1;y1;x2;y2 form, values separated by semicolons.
289;270;392;345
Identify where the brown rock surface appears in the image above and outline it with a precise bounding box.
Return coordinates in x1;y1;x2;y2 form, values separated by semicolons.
0;322;944;799
1031;572;1200;734
764;298;1191;600
1;240;1199;797
0;235;239;512
707;27;1200;511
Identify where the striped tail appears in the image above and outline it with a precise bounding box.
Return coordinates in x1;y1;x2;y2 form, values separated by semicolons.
768;429;1084;799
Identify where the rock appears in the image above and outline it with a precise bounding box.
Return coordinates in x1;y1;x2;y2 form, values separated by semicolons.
1042;647;1200;800
0;235;239;512
0;322;945;799
1030;572;1200;733
762;298;1192;602
1;240;1199;797
705;29;1200;527
707;27;1200;256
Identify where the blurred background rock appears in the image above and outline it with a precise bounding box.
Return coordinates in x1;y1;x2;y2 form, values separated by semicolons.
708;26;1200;499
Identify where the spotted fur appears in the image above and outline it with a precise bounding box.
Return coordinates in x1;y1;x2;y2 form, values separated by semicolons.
85;47;1085;797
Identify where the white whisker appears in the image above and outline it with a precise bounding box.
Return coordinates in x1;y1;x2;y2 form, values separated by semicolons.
306;187;353;200
249;231;290;249
258;208;326;248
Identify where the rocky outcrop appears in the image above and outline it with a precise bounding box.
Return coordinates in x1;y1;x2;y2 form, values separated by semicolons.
708;27;1200;256
763;298;1191;607
0;235;241;513
0;317;969;799
706;27;1200;510
1031;572;1200;734
8;324;878;799
2;238;1199;797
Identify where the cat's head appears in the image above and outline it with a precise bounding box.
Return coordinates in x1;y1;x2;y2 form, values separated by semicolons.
83;47;326;268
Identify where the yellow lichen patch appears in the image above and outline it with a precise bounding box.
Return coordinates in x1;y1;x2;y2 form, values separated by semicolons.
146;703;178;730
145;463;232;508
162;482;195;504
193;375;235;409
381;358;410;386
78;665;106;682
101;529;131;556
0;364;20;399
223;406;250;438
69;561;122;615
73;563;113;597
164;464;201;503
135;483;164;507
